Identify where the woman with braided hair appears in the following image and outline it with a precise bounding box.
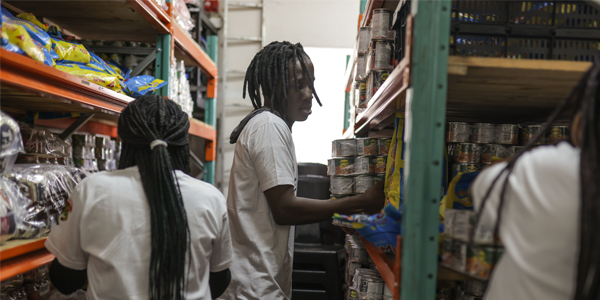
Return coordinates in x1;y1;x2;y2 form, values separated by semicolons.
221;41;385;299
472;60;600;300
46;95;233;300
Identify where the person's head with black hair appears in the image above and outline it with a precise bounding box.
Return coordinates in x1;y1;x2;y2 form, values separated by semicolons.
117;95;191;300
243;41;321;127
474;60;600;300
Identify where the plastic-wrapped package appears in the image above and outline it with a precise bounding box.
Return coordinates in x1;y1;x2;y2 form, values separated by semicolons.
2;165;89;239
124;75;167;97
153;0;169;11
19;124;71;159
0;178;25;243
173;0;195;32
1;112;25;174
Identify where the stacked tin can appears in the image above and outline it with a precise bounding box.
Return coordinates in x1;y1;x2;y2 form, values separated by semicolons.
355;8;395;113
72;134;121;173
446;122;520;179
328;137;391;197
345;235;391;300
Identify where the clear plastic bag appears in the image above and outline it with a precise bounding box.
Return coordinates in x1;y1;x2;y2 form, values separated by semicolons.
0;178;26;243
19;123;71;158
173;0;195;32
2;165;90;239
0;112;25;174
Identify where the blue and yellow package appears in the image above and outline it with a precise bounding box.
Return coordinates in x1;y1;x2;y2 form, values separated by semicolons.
384;112;406;209
51;37;91;64
104;58;131;80
87;51;122;80
354;205;402;254
2;8;51;51
2;21;47;64
16;13;48;31
124;75;167;97
443;171;480;211
54;62;121;91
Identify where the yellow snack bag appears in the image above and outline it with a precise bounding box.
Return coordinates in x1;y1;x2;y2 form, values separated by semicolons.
16;13;48;31
54;63;121;91
2;22;46;64
384;111;405;209
51;38;91;64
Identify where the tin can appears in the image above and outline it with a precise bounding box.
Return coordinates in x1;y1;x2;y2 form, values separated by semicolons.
350;244;368;263
453;241;467;272
374;156;387;173
471;123;495;143
546;125;569;145
371;8;392;40
378;138;392;155
359;276;385;299
450;163;481;178
328;158;354;176
374;173;386;183
356;138;378;156
370;40;393;70
331;176;355;195
521;125;544;145
467;246;503;279
346;262;362;288
354;156;375;174
358;27;370;54
356;54;366;81
355;175;375;193
456;143;481;163
368;70;391;100
495;124;519;145
506;146;524;156
464;280;487;297
446;122;472;142
480;144;508;165
71;134;95;147
332;139;357;157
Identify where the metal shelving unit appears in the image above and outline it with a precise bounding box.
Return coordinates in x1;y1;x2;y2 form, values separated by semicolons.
345;0;596;299
0;0;220;278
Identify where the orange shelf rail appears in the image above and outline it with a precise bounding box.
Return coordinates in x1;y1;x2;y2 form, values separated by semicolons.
172;23;218;79
0;49;134;114
0;238;48;262
359;235;401;300
189;118;217;161
35;119;119;139
0;249;54;281
127;0;171;34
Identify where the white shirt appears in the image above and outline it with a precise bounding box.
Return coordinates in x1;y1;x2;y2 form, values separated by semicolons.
472;142;580;300
45;166;232;300
220;112;297;300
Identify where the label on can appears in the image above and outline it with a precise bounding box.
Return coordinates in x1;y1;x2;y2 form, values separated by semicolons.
357;138;378;155
472;123;495;144
373;41;393;70
451;163;481;178
354;156;375;174
522;125;543;145
378;138;392;155
375;156;387;173
546;126;569;145
332;139;357;157
355;175;374;193
495;124;518;145
446;122;472;143
456;143;481;163
329;158;354;175
371;8;392;39
331;176;355;194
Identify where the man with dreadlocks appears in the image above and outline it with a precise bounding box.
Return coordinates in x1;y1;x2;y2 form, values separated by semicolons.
471;60;600;300
220;41;385;299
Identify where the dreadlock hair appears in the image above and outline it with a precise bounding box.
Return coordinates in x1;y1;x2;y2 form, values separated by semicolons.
117;95;191;300
243;41;322;121
472;60;600;300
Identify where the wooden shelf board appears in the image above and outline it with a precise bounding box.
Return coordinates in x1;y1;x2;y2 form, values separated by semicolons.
0;249;54;281
0;238;47;262
447;56;592;123
3;1;166;43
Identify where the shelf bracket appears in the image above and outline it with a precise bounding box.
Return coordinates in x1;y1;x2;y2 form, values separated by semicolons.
190;150;205;172
58;114;96;141
130;49;158;78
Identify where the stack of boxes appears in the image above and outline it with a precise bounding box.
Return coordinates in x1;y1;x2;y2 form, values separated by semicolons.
72;134;121;173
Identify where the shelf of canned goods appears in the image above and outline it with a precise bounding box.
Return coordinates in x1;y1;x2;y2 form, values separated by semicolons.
0;0;220;283
341;0;599;299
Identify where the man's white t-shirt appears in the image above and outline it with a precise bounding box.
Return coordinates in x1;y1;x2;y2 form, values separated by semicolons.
220;112;297;300
472;142;580;300
45;166;233;300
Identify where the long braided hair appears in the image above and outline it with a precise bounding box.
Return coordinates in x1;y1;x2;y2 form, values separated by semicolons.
474;60;600;300
117;95;191;300
243;41;322;121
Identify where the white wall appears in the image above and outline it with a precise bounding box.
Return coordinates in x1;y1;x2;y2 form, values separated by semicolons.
217;0;360;197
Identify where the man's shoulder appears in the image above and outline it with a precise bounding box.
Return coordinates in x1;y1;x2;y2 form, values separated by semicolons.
241;112;289;138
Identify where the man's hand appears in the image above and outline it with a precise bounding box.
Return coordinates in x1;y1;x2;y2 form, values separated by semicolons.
353;181;386;215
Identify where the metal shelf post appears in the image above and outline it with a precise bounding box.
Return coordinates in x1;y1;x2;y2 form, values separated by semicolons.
401;0;451;299
204;35;218;184
155;33;172;97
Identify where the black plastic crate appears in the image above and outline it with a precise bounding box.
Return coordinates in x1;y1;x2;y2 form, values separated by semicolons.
450;1;600;61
